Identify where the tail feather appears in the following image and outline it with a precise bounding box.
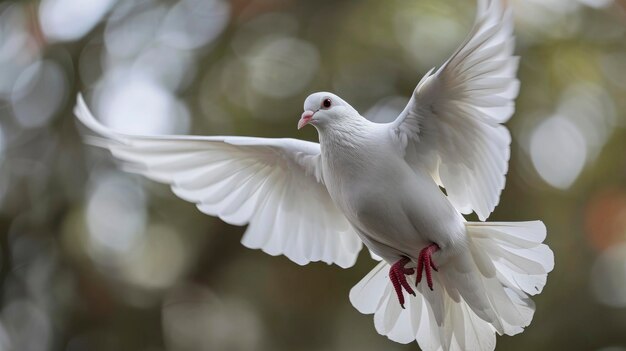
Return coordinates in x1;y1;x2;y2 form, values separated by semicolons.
349;221;553;351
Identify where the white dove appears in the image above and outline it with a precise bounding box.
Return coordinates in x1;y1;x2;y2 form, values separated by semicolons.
75;0;553;349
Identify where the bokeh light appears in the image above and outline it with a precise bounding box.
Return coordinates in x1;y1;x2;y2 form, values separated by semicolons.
86;171;147;263
591;244;626;308
158;0;230;50
1;299;52;351
11;60;68;128
530;115;587;190
39;0;117;42
248;37;320;99
97;75;190;135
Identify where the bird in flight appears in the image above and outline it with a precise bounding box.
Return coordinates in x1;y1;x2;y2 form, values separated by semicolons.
75;0;553;349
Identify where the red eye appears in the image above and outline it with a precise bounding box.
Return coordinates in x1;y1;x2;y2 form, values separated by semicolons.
322;98;332;109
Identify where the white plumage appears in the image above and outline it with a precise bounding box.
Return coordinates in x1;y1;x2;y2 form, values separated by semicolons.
75;96;362;268
394;0;517;221
75;0;553;350
350;222;553;350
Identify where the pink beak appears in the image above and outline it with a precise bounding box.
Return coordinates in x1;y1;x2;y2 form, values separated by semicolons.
298;111;315;130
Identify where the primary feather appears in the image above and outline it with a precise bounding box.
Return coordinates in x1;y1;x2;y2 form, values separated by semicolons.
392;0;518;220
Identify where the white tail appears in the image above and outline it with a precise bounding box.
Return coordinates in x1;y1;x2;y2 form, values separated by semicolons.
349;221;553;351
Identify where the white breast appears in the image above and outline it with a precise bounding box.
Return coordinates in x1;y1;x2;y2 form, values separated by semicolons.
320;124;466;264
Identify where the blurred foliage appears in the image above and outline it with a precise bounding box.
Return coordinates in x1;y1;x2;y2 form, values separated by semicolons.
0;0;625;350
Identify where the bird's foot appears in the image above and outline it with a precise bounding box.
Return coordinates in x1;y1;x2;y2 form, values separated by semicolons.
389;256;416;309
416;243;440;291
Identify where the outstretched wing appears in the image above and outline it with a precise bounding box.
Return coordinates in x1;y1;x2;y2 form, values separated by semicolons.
391;0;518;220
75;95;362;268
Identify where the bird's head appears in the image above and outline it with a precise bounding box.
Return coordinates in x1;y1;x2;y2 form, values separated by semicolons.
298;92;360;130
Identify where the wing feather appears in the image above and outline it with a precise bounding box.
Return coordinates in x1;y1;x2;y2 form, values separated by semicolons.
391;0;518;220
75;94;362;268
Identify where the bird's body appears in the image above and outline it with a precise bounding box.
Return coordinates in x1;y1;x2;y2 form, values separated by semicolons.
74;0;554;349
317;115;466;264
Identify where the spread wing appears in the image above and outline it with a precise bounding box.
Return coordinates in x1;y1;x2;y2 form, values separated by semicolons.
75;95;362;268
391;0;518;220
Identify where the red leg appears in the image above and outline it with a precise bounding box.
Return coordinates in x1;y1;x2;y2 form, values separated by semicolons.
389;256;416;309
415;243;440;291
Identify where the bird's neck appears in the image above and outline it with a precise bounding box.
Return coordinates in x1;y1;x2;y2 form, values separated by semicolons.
318;119;371;152
319;121;370;175
317;119;386;193
319;126;367;151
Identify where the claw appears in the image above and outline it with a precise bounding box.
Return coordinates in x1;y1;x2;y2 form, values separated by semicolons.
415;243;440;291
389;245;441;307
389;257;415;308
430;257;439;272
416;254;424;285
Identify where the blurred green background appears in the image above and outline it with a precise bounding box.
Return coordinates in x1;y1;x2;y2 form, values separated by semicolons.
0;0;626;350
